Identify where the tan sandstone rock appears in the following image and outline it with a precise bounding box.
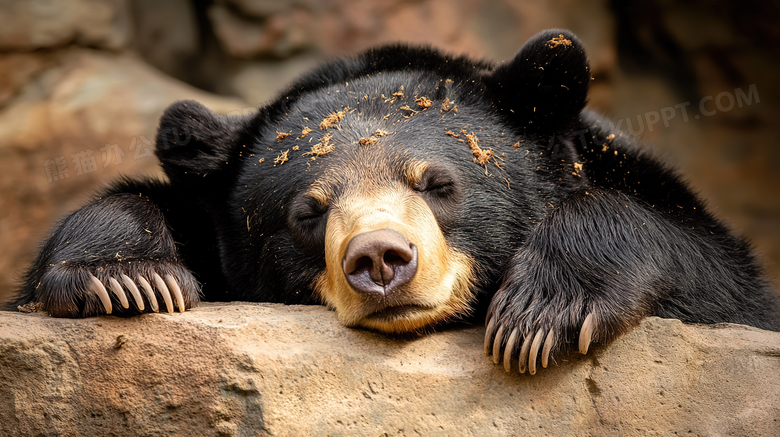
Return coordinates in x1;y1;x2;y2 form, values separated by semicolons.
0;304;778;436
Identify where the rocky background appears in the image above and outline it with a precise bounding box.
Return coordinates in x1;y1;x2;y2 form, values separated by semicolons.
1;0;779;304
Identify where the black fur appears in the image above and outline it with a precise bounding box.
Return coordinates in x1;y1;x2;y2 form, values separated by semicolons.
14;179;207;317
10;29;779;357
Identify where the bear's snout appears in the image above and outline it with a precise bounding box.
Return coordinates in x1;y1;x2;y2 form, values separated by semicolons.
342;229;418;296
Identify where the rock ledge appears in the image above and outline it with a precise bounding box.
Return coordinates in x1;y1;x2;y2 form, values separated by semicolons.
1;303;778;436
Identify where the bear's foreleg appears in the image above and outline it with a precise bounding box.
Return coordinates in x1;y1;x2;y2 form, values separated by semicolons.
13;181;201;317
484;188;774;374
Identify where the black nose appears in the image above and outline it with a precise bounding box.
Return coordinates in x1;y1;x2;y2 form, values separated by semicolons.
342;229;418;296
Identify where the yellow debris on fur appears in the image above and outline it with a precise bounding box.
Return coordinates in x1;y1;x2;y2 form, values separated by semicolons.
416;96;432;109
548;34;572;48
466;132;493;166
441;98;458;112
274;149;290;166
319;109;348;130
359;137;378;146
303;133;335;157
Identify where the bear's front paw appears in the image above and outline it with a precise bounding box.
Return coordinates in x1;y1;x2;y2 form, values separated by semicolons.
484;282;600;375
36;261;201;318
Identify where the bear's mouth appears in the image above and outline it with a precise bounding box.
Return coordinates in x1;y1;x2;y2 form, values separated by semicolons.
364;304;433;321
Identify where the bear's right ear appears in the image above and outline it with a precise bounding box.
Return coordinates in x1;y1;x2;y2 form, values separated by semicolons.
483;29;590;135
155;100;255;183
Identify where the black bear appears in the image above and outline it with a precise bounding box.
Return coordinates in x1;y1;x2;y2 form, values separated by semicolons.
11;29;780;375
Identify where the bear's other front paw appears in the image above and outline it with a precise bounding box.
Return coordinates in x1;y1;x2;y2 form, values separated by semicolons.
484;279;602;375
36;261;201;318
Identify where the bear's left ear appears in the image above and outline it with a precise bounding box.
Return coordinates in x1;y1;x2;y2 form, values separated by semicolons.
155;100;256;185
483;29;590;135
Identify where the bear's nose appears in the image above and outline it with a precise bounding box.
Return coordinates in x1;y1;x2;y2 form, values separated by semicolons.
342;229;418;296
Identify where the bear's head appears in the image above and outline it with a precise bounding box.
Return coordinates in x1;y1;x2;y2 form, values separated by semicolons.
154;29;590;333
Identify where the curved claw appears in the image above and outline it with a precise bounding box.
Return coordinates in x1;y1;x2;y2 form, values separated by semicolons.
120;274;145;311
503;328;519;373
528;329;545;375
137;276;159;312
484;316;498;355
165;274;186;313
153;273;174;313
108;277;129;309
541;328;555;368
518;333;532;374
88;274;112;314
492;324;505;364
579;312;595;354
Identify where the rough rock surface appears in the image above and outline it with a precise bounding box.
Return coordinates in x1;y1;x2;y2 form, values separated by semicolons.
1;304;778;436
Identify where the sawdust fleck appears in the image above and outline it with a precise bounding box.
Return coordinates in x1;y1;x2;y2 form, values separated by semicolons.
467;132;494;167
416;96;432;110
573;162;583;177
445;131;459;137
359;137;378;147
400;105;418;118
392;85;405;99
274;149;290;166
512;142;520;148
441;98;458;112
602;133;616;151
548;34;572;48
385;86;405;102
301;127;313;138
493;154;506;171
374;129;390;137
259;158;265;163
303;133;334;158
320;108;349;130
276;132;290;142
